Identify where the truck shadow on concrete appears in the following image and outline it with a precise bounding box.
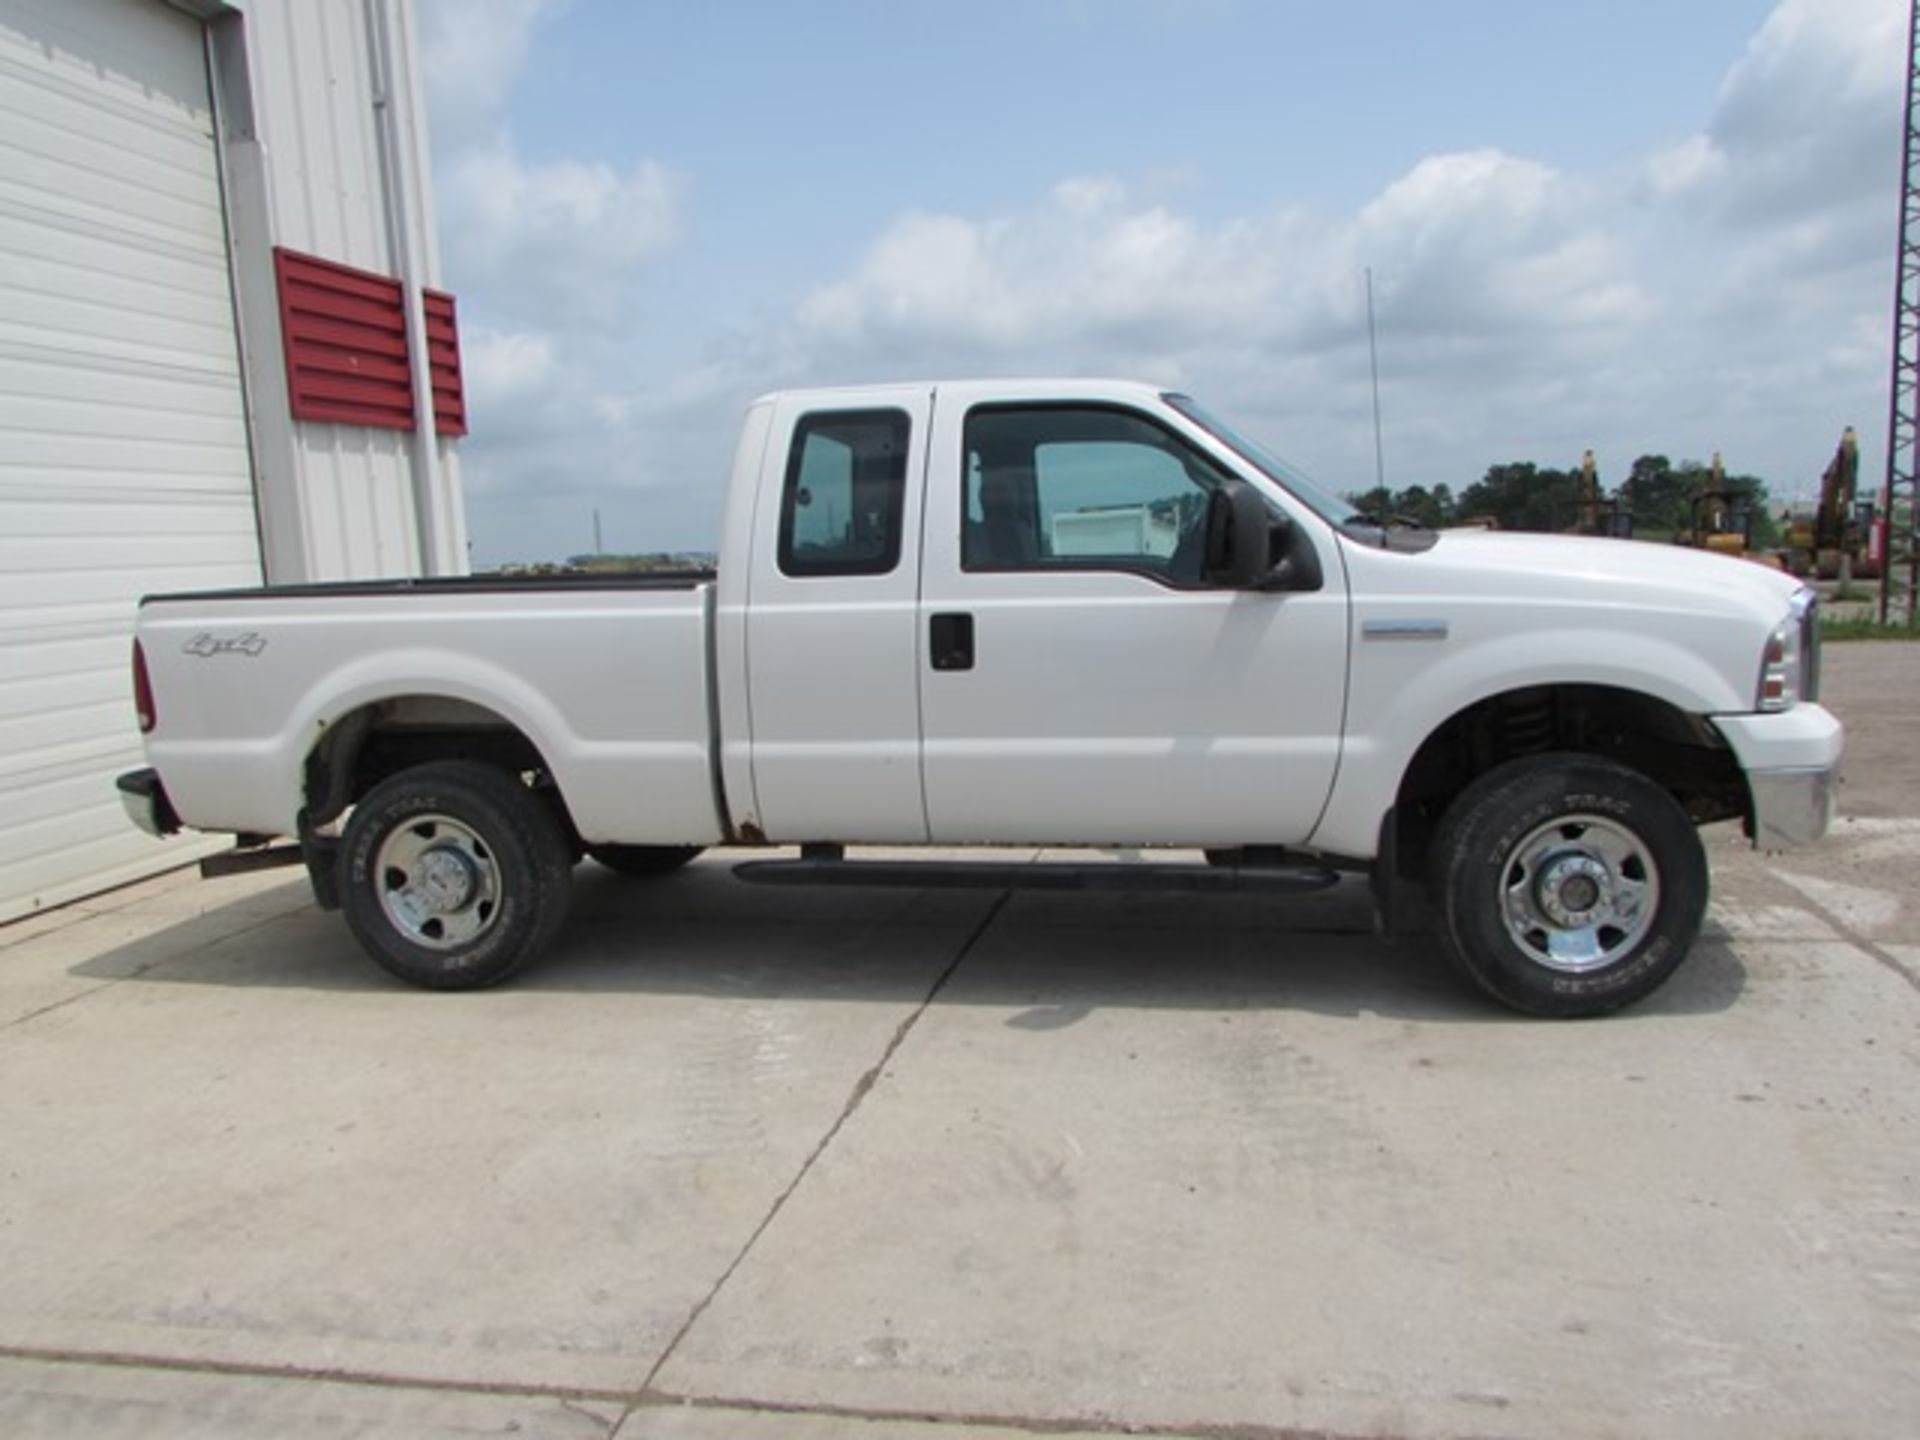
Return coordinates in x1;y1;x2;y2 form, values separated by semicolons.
68;862;1747;1024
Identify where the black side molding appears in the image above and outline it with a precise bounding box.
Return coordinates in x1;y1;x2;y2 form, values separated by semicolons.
734;855;1339;895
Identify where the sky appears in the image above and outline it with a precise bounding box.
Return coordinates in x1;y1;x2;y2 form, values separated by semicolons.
414;0;1907;567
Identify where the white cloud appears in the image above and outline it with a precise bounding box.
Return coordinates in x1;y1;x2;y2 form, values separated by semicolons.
1653;0;1901;224
419;0;679;329
1645;134;1726;200
463;328;555;404
415;0;692;556
417;0;561;149
798;180;1307;362
790;146;1645;424
437;140;678;329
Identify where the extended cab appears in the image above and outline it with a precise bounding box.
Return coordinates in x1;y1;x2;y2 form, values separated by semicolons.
118;380;1842;1015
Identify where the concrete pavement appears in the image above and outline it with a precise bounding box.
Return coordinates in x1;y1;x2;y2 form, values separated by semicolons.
0;645;1915;1439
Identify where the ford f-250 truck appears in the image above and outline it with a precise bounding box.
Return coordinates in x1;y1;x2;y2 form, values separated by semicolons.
116;380;1842;1016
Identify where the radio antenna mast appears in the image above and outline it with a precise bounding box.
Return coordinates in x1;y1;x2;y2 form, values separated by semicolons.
1366;267;1387;494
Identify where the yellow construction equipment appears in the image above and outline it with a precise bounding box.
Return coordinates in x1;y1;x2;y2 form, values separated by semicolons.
1570;449;1630;537
1785;428;1879;580
1677;452;1749;554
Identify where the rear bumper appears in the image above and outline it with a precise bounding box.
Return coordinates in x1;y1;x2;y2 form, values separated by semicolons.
1711;705;1844;849
116;768;180;839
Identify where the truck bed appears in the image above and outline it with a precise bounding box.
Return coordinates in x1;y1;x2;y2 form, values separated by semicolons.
136;577;726;847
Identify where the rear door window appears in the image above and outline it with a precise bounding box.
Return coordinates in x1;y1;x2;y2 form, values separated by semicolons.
778;410;911;578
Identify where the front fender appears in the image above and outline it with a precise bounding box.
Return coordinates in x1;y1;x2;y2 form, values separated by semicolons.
1309;616;1747;859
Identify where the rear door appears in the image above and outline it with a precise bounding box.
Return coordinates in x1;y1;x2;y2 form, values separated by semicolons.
741;389;932;842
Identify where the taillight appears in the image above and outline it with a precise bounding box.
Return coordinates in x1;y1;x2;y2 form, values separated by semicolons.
133;640;156;734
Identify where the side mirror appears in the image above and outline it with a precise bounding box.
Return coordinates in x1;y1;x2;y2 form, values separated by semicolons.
1202;480;1322;592
1201;480;1274;588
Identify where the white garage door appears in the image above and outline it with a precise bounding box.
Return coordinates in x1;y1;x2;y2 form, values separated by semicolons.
0;0;261;923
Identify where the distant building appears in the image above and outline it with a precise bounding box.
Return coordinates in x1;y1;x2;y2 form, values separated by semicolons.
1;0;468;921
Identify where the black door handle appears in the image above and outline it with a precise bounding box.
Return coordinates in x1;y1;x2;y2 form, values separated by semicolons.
929;612;974;671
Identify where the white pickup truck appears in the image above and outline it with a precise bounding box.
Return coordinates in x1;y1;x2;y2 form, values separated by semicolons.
118;379;1842;1016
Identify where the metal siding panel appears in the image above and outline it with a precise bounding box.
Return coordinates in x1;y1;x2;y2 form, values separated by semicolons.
304;428;417;580
268;0;323;253
0;0;262;922
269;0;385;273
240;1;456;582
319;0;385;272
373;435;418;573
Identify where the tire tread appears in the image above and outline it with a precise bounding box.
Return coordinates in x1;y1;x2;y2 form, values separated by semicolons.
338;760;573;990
1429;752;1707;1018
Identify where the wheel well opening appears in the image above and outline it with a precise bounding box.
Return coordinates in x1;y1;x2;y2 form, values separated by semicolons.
1389;684;1746;879
305;697;570;837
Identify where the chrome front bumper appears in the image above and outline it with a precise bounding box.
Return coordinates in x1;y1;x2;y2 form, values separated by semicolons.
1711;705;1844;850
1745;764;1839;849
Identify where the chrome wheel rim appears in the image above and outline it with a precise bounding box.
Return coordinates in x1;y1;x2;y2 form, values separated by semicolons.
374;813;501;950
1499;813;1659;973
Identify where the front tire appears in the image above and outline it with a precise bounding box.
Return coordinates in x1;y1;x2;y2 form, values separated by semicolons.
1430;753;1707;1018
338;760;573;990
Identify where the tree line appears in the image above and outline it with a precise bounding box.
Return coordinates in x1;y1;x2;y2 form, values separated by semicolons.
1349;455;1780;546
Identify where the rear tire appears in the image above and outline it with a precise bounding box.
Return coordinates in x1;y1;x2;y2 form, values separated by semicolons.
1430;753;1706;1018
586;843;704;877
338;760;573;990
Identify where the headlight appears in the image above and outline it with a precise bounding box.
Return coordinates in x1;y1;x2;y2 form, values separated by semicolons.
1757;588;1819;712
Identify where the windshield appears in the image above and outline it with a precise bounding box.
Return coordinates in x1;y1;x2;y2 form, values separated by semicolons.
1163;393;1359;526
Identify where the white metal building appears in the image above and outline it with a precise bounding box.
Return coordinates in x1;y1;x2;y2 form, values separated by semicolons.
0;0;467;923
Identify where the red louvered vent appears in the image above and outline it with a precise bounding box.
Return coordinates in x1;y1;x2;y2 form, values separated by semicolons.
274;248;411;430
273;247;466;437
422;288;468;437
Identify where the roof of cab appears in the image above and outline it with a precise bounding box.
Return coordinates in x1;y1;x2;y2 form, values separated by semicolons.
748;378;1173;408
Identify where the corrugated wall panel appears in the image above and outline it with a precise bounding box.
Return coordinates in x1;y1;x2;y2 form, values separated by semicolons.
0;0;258;922
240;0;447;582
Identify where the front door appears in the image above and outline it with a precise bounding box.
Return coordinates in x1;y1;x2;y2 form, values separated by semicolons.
916;393;1348;847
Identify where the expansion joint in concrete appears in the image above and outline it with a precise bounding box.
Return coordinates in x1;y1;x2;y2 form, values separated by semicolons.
0;1342;633;1407
632;1387;1398;1440
617;889;1015;1430
1787;889;1920;996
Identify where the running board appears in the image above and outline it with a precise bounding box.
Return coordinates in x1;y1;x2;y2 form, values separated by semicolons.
732;856;1340;894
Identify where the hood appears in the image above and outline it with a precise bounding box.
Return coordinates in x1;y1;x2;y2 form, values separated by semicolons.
1420;529;1803;623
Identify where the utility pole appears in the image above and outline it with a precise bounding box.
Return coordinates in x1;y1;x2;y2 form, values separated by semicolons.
1880;0;1920;624
593;508;604;557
